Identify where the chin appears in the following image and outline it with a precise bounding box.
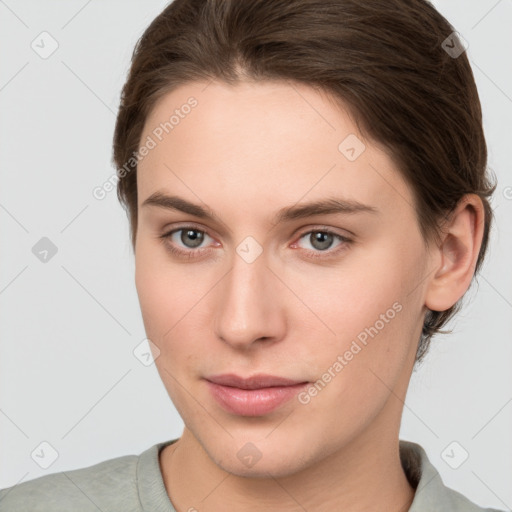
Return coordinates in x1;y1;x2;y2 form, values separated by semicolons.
215;451;308;479
198;432;318;479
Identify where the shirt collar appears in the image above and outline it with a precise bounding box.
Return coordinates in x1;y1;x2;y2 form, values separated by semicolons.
399;439;489;511
138;438;490;512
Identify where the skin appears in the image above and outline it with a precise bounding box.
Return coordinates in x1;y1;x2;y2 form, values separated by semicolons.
134;79;484;512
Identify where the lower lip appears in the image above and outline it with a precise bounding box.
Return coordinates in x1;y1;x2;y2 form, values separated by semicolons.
206;380;309;416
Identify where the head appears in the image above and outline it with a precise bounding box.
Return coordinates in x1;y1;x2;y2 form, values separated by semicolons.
112;0;496;476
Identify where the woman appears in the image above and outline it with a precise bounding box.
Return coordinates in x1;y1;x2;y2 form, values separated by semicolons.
0;0;504;510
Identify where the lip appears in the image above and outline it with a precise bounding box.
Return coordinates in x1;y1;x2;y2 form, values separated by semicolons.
205;373;309;416
206;373;306;389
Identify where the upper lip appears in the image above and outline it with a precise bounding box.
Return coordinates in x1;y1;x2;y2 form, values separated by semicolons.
206;373;307;390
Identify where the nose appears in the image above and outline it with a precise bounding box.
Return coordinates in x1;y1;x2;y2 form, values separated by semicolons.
213;250;287;351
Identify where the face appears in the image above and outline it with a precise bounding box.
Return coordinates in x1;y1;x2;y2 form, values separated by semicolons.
135;79;432;477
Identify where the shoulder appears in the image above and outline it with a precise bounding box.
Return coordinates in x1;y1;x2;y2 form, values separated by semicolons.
399;440;506;512
0;451;141;512
444;486;506;512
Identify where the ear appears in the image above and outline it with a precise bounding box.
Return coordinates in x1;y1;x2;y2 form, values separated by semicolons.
424;194;485;312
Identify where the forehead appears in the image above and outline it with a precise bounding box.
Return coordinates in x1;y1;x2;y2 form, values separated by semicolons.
137;80;414;221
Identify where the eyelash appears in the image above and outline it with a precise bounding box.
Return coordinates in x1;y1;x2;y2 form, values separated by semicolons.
158;225;352;260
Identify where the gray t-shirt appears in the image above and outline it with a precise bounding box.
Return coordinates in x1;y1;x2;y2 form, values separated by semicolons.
0;439;505;511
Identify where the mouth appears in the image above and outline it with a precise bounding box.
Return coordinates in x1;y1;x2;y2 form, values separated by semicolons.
204;373;309;416
206;373;307;389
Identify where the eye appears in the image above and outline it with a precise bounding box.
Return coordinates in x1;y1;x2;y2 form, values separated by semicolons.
159;225;351;260
159;225;216;258
292;228;351;258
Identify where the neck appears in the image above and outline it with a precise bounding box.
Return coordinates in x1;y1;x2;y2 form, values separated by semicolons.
160;422;415;512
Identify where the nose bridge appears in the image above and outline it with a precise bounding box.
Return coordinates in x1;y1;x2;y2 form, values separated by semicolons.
214;245;283;348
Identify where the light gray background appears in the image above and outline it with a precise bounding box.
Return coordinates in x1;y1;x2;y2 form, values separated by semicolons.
0;0;511;509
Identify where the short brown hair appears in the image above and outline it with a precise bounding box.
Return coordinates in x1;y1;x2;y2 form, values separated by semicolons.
112;0;496;364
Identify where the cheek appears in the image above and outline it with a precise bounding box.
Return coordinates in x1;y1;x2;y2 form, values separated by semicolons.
135;248;204;412
288;248;419;431
135;227;423;368
296;247;406;336
135;240;183;344
135;240;215;367
290;237;421;380
135;235;187;320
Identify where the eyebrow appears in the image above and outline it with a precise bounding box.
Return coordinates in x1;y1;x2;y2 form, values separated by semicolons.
141;191;379;224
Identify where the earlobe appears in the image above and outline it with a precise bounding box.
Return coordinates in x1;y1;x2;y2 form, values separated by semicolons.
424;194;485;312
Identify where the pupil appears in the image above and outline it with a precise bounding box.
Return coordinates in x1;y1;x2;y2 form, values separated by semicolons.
183;229;203;248
312;232;332;250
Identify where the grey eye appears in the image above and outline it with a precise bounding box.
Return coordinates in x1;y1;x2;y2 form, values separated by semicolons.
179;228;205;249
299;231;342;252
